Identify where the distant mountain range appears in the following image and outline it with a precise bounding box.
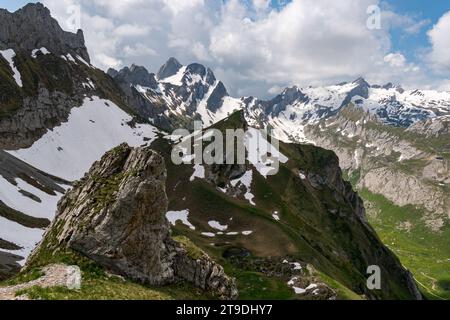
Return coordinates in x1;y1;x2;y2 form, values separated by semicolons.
108;57;450;132
1;3;449;300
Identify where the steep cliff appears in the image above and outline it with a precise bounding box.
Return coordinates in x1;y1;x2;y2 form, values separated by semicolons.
0;3;88;62
0;4;130;150
305;104;450;231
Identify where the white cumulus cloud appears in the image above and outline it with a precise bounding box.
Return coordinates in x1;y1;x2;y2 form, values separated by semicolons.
41;0;445;97
384;53;406;67
427;11;450;72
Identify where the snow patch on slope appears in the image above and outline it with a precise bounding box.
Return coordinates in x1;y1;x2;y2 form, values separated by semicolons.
230;170;255;205
161;66;187;86
31;47;51;58
0;176;66;263
272;211;281;221
0;216;44;263
208;220;228;231
245;128;288;178
166;210;196;230
8;97;158;181
0;177;63;220
190;164;205;181
76;55;92;68
0;49;23;87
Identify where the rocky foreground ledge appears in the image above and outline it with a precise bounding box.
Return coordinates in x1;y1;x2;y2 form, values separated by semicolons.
26;143;237;300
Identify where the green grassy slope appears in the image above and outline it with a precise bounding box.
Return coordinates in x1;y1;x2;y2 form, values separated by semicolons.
149;112;420;300
360;189;450;300
0;248;210;300
310;105;449;300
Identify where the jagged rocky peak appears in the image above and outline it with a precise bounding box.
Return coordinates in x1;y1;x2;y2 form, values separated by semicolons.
0;2;110;150
184;63;214;81
106;68;119;78
275;86;308;103
205;67;216;85
207;81;228;112
371;82;405;93
340;77;370;107
28;143;237;299
0;3;89;62
182;63;219;88
352;77;370;87
108;64;158;88
265;85;309;116
157;57;182;80
381;82;395;90
280;85;306;100
186;62;206;76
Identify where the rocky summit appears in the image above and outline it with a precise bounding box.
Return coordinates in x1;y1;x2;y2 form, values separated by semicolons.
27;144;237;300
0;3;89;62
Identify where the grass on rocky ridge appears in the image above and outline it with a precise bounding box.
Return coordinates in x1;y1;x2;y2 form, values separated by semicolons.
13;276;208;300
150;124;414;300
1;244;210;300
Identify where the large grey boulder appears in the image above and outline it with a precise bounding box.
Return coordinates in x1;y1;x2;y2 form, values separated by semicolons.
29;144;238;299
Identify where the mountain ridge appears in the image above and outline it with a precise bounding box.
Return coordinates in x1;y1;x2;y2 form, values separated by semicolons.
0;3;89;63
0;3;444;300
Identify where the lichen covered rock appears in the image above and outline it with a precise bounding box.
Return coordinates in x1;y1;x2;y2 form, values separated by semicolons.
28;143;237;299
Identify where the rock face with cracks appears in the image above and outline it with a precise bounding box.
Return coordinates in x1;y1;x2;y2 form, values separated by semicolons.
28;143;237;300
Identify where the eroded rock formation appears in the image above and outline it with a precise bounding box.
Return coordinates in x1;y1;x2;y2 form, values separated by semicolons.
28;144;237;300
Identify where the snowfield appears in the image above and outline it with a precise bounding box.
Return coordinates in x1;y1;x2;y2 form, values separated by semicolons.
0;176;66;263
0;176;63;220
31;47;51;58
230;170;255;205
8;97;158;181
166;210;196;230
245;128;288;178
160;66;187;86
208;220;228;231
0;215;44;263
190;164;205;182
1;97;158;263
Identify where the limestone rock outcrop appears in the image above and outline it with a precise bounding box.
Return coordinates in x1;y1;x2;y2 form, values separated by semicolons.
0;3;89;62
28;143;237;299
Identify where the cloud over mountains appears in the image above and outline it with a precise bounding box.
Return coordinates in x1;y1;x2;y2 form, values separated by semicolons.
42;0;450;97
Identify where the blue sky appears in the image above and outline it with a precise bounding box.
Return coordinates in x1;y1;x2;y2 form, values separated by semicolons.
0;0;31;12
267;0;450;64
2;1;450;95
384;0;450;63
2;1;449;62
5;1;449;55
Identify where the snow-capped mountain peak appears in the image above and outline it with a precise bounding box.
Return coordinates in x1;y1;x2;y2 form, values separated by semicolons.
109;58;450;138
108;64;158;88
109;59;243;129
157;57;183;81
